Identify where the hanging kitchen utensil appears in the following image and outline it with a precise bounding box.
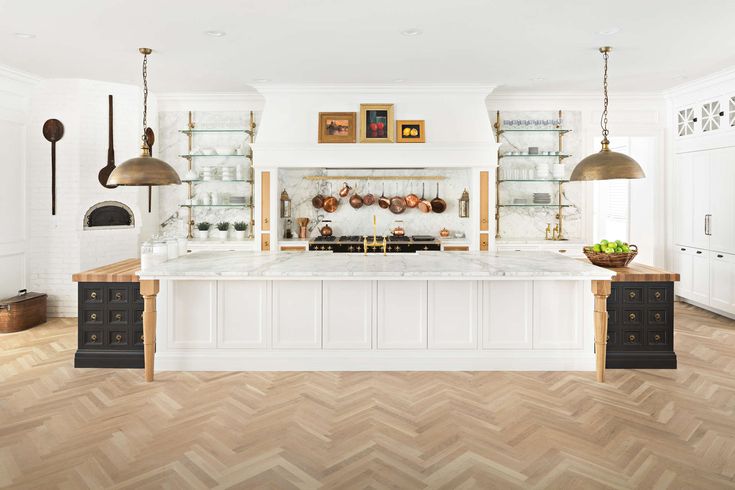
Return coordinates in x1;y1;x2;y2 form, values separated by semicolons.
145;127;155;212
430;182;446;213
42;119;65;215
323;183;339;213
349;184;364;209
378;183;390;209
389;183;407;214
312;182;325;209
363;181;375;206
405;181;419;208
418;183;432;213
98;95;118;189
339;181;352;198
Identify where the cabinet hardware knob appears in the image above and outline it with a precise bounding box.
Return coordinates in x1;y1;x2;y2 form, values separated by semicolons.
628;291;636;299
606;334;610;341
90;313;97;320
140;334;144;342
114;313;122;321
115;292;122;300
692;117;698;122
654;334;662;342
654;313;662;321
719;111;725;117
90;291;97;299
629;313;637;321
115;334;122;342
654;291;662;299
717;254;724;258
90;334;97;342
696;250;702;254
680;248;686;251
628;334;636;342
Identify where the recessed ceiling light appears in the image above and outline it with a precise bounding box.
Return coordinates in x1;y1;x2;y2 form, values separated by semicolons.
598;27;621;36
14;32;35;39
204;30;226;37
253;78;270;83
401;28;423;37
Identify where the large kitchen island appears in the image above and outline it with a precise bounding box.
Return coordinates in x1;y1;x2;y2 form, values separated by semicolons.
138;250;615;382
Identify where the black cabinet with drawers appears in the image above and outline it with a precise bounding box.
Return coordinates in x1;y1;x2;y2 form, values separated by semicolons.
75;282;144;368
606;281;676;369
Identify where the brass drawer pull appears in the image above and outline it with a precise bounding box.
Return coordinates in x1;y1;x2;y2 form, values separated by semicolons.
628;291;636;299
90;291;97;299
628;334;637;342
90;313;97;321
654;313;662;321
654;334;662;342
114;313;122;321
140;334;144;342
629;313;637;321
115;334;122;342
114;292;122;300
90;334;97;342
654;291;662;300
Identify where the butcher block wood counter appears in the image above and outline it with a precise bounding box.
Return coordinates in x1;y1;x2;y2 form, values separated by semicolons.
72;259;140;283
609;263;680;283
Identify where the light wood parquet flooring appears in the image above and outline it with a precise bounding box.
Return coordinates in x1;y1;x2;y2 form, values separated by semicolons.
1;303;734;489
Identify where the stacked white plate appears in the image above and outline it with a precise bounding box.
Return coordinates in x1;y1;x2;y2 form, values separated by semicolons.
229;195;247;205
533;193;551;204
200;166;214;181
221;166;235;181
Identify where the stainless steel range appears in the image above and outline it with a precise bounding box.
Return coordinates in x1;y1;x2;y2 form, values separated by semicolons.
308;235;441;253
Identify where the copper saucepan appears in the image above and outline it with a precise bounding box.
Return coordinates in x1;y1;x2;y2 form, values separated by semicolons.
430;182;446;213
389;183;407;214
378;183;390;209
417;183;432;213
312;184;324;209
339;181;352;198
405;182;419;208
323;183;339;213
362;182;375;206
350;185;363;209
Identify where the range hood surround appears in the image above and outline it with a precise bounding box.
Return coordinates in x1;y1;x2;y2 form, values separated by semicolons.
251;84;500;168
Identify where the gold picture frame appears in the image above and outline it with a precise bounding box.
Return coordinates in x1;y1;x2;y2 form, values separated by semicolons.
396;120;425;143
318;112;357;143
359;104;394;143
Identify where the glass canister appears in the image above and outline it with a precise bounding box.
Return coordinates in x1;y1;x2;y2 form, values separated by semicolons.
166;238;179;260
140;240;154;272
151;237;168;265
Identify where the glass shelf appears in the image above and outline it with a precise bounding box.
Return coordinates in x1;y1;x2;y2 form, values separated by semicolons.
181;204;252;208
178;129;251;134
498;128;572;134
183;179;253;184
499;179;569;183
179;154;249;158
500;154;571;159
499;204;572;208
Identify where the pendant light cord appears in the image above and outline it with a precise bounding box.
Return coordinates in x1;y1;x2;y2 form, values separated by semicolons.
600;48;610;145
141;52;149;148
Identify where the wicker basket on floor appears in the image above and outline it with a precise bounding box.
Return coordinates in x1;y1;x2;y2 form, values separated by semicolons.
583;244;638;268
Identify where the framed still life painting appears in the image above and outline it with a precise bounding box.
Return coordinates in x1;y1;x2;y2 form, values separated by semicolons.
359;104;394;143
318;112;357;143
396;120;425;143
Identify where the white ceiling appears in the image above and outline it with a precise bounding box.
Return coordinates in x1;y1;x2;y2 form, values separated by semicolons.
1;0;734;93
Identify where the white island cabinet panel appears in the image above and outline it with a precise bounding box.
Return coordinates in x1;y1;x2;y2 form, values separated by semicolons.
533;281;583;349
377;281;427;349
169;280;217;348
217;281;269;349
482;281;533;349
323;280;372;349
272;280;322;348
710;252;735;314
428;281;478;349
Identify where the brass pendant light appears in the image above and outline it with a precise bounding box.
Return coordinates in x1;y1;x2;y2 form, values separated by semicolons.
107;48;181;186
570;47;645;181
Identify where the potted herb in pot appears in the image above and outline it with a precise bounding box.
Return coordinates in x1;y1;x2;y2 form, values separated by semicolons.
215;221;230;240
195;222;211;240
233;221;248;240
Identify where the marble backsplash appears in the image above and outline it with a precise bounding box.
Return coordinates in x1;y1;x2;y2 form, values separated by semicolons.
277;168;473;239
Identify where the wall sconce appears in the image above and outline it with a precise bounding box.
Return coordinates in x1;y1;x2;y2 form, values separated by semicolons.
280;189;292;218
458;188;470;218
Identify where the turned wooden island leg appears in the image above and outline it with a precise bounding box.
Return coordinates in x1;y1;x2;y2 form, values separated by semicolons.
140;279;160;382
592;280;612;383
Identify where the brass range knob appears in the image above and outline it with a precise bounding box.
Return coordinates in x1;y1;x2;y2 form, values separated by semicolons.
115;334;122;342
628;334;636;342
654;313;662;321
629;313;637;321
90;313;97;321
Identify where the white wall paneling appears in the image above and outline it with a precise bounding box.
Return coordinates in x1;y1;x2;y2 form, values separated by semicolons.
482;280;533;349
377;280;427;349
322;280;372;349
169;280;217;348
272;280;322;348
533;280;583;349
217;280;269;348
428;280;478;349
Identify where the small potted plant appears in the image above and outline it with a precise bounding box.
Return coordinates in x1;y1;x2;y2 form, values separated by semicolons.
215;221;230;240
233;221;248;240
195;222;211;240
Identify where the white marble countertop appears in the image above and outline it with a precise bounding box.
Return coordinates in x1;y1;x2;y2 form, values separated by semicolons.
139;251;614;280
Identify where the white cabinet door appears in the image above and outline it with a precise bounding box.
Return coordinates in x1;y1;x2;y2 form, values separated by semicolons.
710;252;735;314
217;281;269;349
533;281;583;349
428;281;478;349
377;281;427;349
169;280;217;348
709;148;735;254
272;280;322;349
691;151;711;250
482;281;533;349
691;249;711;305
323;280;372;349
674;153;695;247
675;246;694;300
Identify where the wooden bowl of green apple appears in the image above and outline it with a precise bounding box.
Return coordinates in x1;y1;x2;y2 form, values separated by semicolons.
583;240;638;268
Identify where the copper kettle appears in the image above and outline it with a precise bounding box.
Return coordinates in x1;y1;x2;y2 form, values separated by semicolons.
320;220;333;237
339;181;352;197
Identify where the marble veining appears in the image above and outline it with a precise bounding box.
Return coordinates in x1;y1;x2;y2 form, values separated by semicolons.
140;250;614;279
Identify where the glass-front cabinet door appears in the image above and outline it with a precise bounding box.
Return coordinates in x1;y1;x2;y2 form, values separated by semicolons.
677;107;696;136
701;100;722;132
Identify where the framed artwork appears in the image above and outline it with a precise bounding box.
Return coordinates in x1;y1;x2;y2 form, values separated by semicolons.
359;104;394;143
318;112;357;143
396;120;425;143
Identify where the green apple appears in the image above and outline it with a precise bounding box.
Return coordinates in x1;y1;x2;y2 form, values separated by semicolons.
615;247;623;253
600;239;609;246
621;245;630;252
593;244;602;252
615;240;623;246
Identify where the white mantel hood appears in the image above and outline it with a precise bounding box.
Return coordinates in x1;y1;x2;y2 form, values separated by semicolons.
251;84;500;168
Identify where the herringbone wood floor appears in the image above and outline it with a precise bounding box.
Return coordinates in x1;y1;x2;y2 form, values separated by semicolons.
1;303;734;489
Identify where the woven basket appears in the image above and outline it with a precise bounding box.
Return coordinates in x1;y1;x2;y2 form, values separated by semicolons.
583;244;638;268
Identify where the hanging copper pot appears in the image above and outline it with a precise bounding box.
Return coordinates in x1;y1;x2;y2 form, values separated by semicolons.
430;182;446;213
363;182;375;206
405;182;419;208
418;183;432;213
378;183;390;209
339;181;352;198
349;186;364;209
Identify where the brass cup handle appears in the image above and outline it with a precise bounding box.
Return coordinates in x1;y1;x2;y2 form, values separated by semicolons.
90;313;97;321
628;334;636;342
115;334;122;342
90;334;97;342
654;291;662;299
654;334;662;342
114;313;122;321
654;313;662;321
628;291;636;299
629;313;636;321
114;292;122;300
90;291;97;299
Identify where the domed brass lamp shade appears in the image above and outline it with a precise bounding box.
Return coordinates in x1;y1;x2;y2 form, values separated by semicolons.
108;48;181;186
570;47;645;182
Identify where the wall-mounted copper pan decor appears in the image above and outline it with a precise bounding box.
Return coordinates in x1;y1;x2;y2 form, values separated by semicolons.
42;118;64;215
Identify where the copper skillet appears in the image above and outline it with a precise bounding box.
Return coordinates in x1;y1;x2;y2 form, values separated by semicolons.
430;182;446;213
323;183;339;213
363;182;375;206
389;183;407;214
378;184;390;209
405;182;419;208
417;183;432;213
312;183;324;209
